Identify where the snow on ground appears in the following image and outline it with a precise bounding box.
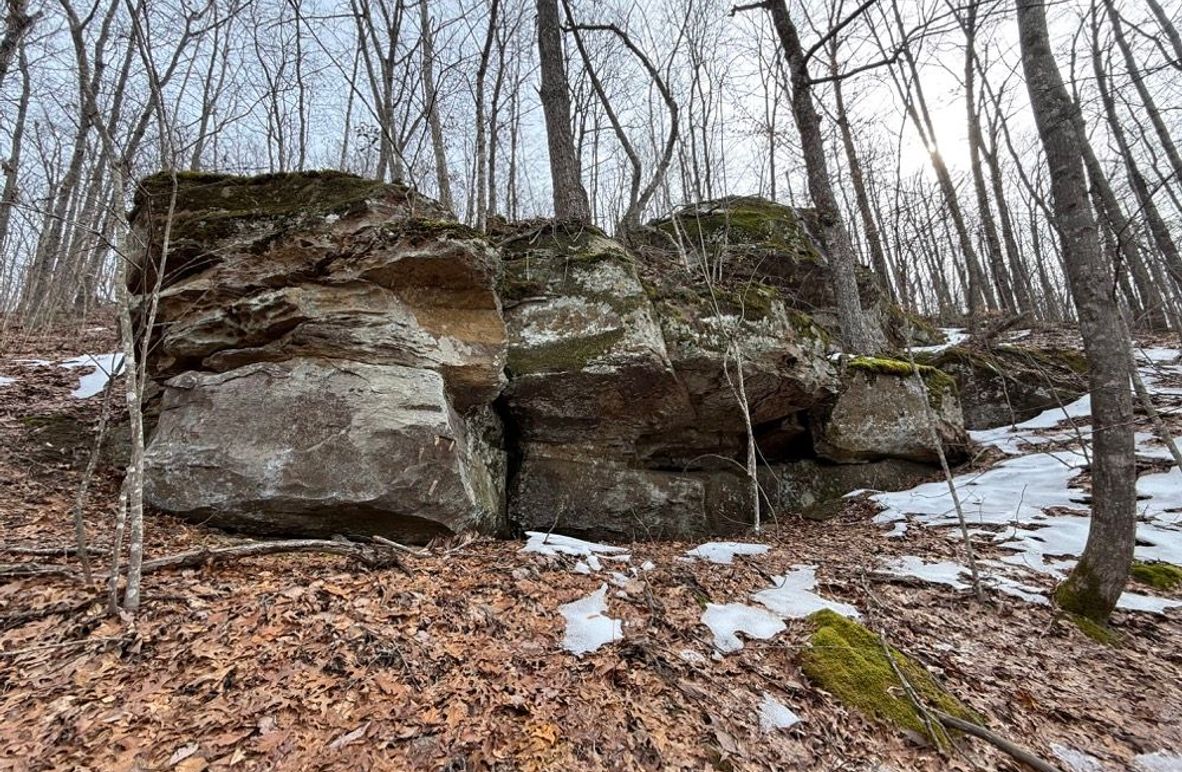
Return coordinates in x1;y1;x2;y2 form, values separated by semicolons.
522;532;630;563
873;346;1182;614
684;541;769;565
559;584;622;656
1133;750;1182;771
909;327;970;354
757;693;801;732
1051;743;1104;772
751;566;859;619
4;353;125;399
700;603;785;653
59;353;124;399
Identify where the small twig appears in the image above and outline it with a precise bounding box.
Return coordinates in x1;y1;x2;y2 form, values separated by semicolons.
371;535;430;558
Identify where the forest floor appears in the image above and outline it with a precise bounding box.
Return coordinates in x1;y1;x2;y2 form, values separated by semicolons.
0;317;1180;771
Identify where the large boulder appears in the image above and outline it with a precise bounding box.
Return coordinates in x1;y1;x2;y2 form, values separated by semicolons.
916;344;1087;430
498;222;841;535
144;359;502;541
812;357;969;464
131;173;971;542
133;172;508;541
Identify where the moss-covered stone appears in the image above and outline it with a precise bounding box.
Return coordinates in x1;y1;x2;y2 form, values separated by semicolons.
132;170;389;223
846;356;958;410
506;328;626;376
800;610;978;746
650;196;825;266
1130;560;1182;591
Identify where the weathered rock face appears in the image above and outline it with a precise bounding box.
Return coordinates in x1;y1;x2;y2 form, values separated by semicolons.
761;459;936;521
134;172;507;540
134;176;972;541
811;358;969;465
640;196;942;348
145;359;501;541
915;345;1086;430
498;222;840;537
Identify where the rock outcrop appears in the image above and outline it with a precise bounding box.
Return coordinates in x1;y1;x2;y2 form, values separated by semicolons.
914;345;1086;429
132;174;971;542
133;172;506;539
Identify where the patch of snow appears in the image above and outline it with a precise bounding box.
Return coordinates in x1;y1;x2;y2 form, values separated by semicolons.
559;584;622;656
909;327;970;355
1138;468;1182;518
640;560;655;572
757;693;801;732
1133;750;1182;771
1116;592;1182;615
751;566;860;619
684;541;769;565
59;353;125;399
700;602;785;653
880;556;969;589
522;532;629;561
14;358;51;366
0;375;14;388
1050;743;1104;772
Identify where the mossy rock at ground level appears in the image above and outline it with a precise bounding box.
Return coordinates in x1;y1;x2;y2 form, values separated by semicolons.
1130;561;1182;592
846;355;958;410
800;610;979;746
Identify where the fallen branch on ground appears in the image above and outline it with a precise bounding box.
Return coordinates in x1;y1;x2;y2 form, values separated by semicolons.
138;539;411;575
0;538;411;582
932;710;1061;772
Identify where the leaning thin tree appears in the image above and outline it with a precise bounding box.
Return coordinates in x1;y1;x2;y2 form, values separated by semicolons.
1016;0;1136;623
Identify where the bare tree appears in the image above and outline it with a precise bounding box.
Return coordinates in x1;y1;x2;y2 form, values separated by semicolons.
1017;0;1135;624
736;0;880;354
536;0;591;221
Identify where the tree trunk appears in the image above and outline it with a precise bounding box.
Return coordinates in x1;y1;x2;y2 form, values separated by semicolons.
766;0;878;353
535;0;590;221
1017;0;1135;623
830;40;893;300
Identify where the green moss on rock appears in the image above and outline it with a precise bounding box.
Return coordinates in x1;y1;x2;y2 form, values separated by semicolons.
1130;560;1182;591
506;329;626;375
800;610;978;746
846;356;958;409
651;196;825;266
132;170;390;232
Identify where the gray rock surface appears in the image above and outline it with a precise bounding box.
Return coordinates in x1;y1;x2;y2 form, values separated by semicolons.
145;358;502;541
812;361;969;464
